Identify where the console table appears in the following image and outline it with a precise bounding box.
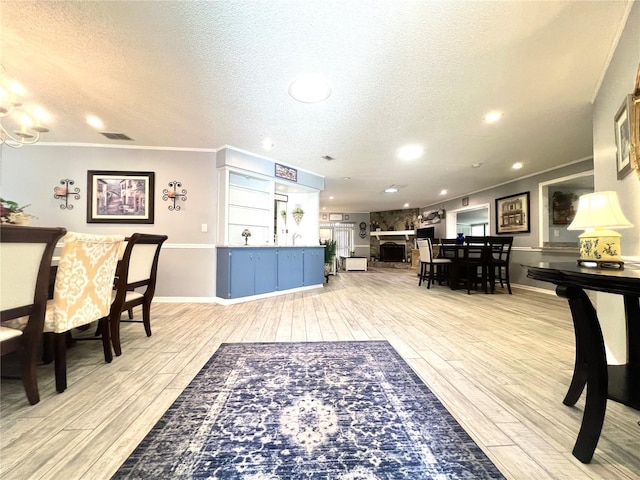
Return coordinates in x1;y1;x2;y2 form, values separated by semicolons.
526;262;640;463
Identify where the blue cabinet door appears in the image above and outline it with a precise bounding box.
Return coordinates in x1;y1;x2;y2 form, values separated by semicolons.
254;249;277;294
303;247;325;286
277;248;303;290
216;248;232;298
230;248;255;298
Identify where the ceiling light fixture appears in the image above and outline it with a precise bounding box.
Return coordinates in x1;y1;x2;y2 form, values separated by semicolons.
440;189;448;195
512;162;523;169
0;65;50;148
87;115;104;129
404;203;410;208
472;162;482;168
484;111;503;123
261;138;274;151
384;187;399;193
288;74;332;103
397;144;424;160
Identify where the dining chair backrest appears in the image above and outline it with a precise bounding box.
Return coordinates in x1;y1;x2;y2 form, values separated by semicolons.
439;238;459;245
417;239;434;263
117;233;168;288
489;236;513;261
45;232;124;334
0;225;67;405
0;226;65;317
465;236;489;245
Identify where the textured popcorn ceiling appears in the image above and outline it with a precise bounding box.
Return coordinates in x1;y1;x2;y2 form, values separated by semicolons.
0;1;632;212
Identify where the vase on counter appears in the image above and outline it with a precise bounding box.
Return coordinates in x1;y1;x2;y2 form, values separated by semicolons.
456;233;465;243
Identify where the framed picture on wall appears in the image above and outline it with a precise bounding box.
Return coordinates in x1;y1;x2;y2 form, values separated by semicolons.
495;191;530;234
329;213;343;221
87;170;155;224
615;94;633;180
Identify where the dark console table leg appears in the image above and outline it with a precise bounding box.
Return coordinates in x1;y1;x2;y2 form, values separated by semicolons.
556;285;608;464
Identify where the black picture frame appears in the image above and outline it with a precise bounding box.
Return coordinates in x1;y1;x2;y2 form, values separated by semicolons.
495;191;530;234
87;170;155;224
275;163;297;182
614;94;633;180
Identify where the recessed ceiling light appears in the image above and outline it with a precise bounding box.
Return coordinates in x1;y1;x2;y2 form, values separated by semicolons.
329;196;334;200
472;163;482;168
403;203;410;208
288;74;332;103
397;144;423;160
440;189;448;195
484;111;503;123
87;115;104;129
385;187;399;193
261;138;274;151
512;162;523;170
343;177;351;180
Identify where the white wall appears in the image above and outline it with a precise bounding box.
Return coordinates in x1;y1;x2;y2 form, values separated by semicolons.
592;2;640;364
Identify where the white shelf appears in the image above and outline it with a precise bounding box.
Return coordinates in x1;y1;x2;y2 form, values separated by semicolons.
370;230;415;240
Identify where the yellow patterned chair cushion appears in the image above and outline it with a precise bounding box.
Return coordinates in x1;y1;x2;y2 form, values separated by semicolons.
43;232;124;334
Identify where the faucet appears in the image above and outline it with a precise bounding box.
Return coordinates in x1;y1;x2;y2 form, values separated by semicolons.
292;233;301;245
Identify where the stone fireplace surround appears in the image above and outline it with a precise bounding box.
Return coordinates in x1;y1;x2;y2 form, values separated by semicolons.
369;208;419;263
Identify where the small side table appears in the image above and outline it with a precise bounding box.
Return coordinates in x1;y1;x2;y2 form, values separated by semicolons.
341;256;368;271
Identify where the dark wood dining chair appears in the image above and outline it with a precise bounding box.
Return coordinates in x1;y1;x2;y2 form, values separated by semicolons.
489;236;513;294
108;233;168;356
460;244;491;294
1;225;66;404
417;239;451;289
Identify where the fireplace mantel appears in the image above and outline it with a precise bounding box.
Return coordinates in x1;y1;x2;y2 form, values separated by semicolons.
370;230;415;240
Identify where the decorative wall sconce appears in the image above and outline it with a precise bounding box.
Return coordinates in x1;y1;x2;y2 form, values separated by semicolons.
53;179;80;210
162;180;187;211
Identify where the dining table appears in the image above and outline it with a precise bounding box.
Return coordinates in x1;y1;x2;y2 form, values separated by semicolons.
437;243;494;293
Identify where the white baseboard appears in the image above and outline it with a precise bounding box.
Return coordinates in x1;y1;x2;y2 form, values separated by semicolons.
154;283;324;305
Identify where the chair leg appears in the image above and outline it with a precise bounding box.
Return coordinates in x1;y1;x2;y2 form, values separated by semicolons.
427;265;433;289
22;335;41;405
142;301;152;337
54;333;67;393
128;308;134;319
505;264;512;294
110;310;123;357
99;317;113;363
418;262;424;286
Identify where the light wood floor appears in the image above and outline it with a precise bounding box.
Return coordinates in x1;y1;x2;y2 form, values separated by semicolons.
1;268;639;479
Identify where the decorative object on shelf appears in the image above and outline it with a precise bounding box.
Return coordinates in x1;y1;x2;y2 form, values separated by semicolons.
87;170;155;224
495;191;530;234
0;65;51;148
292;206;304;225
456;233;465;243
242;229;252;246
162;180;187;211
53;179;80;210
0;198;36;224
567;191;633;269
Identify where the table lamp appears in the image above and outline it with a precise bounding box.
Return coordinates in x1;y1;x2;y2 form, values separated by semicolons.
567;191;633;268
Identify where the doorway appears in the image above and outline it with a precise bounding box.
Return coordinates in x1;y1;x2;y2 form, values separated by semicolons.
446;204;491;238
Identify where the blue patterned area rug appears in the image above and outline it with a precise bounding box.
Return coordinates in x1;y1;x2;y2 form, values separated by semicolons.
113;341;505;479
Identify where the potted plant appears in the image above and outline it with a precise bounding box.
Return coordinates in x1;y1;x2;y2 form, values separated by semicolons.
292;206;304;225
0;198;37;225
321;239;337;275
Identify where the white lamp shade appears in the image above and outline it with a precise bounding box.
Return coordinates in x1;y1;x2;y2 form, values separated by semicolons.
567;191;633;231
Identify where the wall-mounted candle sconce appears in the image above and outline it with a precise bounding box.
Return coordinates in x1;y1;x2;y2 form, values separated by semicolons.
53;178;80;210
162;180;187;211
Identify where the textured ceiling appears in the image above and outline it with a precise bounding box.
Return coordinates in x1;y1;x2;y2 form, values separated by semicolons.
0;1;632;212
